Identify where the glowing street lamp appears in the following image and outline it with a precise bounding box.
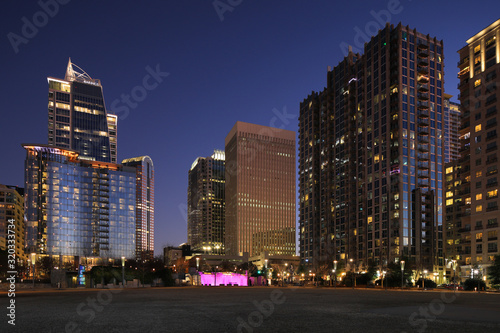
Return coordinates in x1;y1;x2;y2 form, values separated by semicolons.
400;260;405;289
423;270;428;289
121;256;125;287
31;253;36;288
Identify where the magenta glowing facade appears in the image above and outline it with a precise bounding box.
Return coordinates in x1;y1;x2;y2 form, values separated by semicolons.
199;272;248;286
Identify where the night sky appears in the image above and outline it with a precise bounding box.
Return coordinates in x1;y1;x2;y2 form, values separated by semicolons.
1;1;499;255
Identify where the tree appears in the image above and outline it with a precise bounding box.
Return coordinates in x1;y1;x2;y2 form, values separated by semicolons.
488;254;500;287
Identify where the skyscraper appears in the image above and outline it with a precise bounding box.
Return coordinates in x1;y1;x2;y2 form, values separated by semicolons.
47;59;116;162
299;23;445;277
443;94;461;163
453;19;500;277
0;184;26;265
225;121;296;257
23;144;136;261
187;150;225;254
122;156;155;261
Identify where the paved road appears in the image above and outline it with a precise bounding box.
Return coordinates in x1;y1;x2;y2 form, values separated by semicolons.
2;287;500;332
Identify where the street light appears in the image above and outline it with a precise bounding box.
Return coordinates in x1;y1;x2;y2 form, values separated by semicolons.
31;253;36;288
423;270;428;290
196;257;200;270
400;260;405;290
121;256;125;288
474;269;480;292
333;260;338;288
349;259;354;288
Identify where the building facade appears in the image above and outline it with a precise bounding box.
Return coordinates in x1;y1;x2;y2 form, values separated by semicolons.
0;184;26;264
443;94;461;163
187;150;225;254
225;121;296;257
24;144;136;262
455;19;500;280
299;23;445;278
122;156;155;261
47;59;116;163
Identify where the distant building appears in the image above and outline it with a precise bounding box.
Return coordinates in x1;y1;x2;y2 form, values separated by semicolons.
0;184;26;264
47;58;116;162
453;18;500;280
23;144;136;262
187;149;225;254
122;156;155;261
164;244;191;266
443;94;461;163
225;121;296;257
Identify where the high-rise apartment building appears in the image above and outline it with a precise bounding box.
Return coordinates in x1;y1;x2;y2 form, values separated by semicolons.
122;156;155;261
0;184;26;264
299;23;445;277
225;121;296;257
443;94;461;163
187;150;225;254
454;19;500;278
24;144;136;262
47;59;116;162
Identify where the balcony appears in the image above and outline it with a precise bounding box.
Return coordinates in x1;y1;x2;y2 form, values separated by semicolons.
418;118;430;127
418;83;429;92
418;75;429;83
417;66;429;75
418;110;430;118
417;101;429;110
417;161;430;169
487;223;499;229
418;59;429;67
417;92;429;100
417;153;430;161
418;126;429;135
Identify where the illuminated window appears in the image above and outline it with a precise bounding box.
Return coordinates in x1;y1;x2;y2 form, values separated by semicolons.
446;191;453;198
474;55;481;65
476;194;482;200
476;233;483;240
476;205;483;212
476;171;482;177
367;216;373;223
475;124;482;132
475;79;482;87
487;189;498;198
446;167;453;174
374;155;380;163
474;45;481;53
446;199;453;206
466;197;471;205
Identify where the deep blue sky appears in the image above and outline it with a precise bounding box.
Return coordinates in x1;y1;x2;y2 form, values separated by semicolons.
1;1;499;255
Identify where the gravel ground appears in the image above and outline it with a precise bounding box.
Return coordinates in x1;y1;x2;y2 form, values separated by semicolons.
2;286;500;333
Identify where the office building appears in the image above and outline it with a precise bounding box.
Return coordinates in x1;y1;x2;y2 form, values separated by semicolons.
299;23;445;277
454;19;500;279
122;156;155;261
0;184;27;264
225;121;296;257
187;150;225;254
47;58;116;162
23;144;136;262
443;94;461;163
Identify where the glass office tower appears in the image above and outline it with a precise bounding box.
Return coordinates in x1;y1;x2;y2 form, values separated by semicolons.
187;149;225;254
122;156;155;261
47;58;116;163
24;144;136;260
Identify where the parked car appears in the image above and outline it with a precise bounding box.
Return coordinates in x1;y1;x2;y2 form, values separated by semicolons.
445;284;463;290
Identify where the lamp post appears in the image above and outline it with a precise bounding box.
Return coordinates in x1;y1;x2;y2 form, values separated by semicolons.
349;259;354;288
400;260;405;290
333;260;338;288
383;271;387;290
31;253;36;288
474;269;480;292
451;260;457;292
423;270;428;290
121;257;125;288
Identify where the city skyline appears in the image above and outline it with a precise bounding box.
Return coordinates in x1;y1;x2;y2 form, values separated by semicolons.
1;2;500;255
